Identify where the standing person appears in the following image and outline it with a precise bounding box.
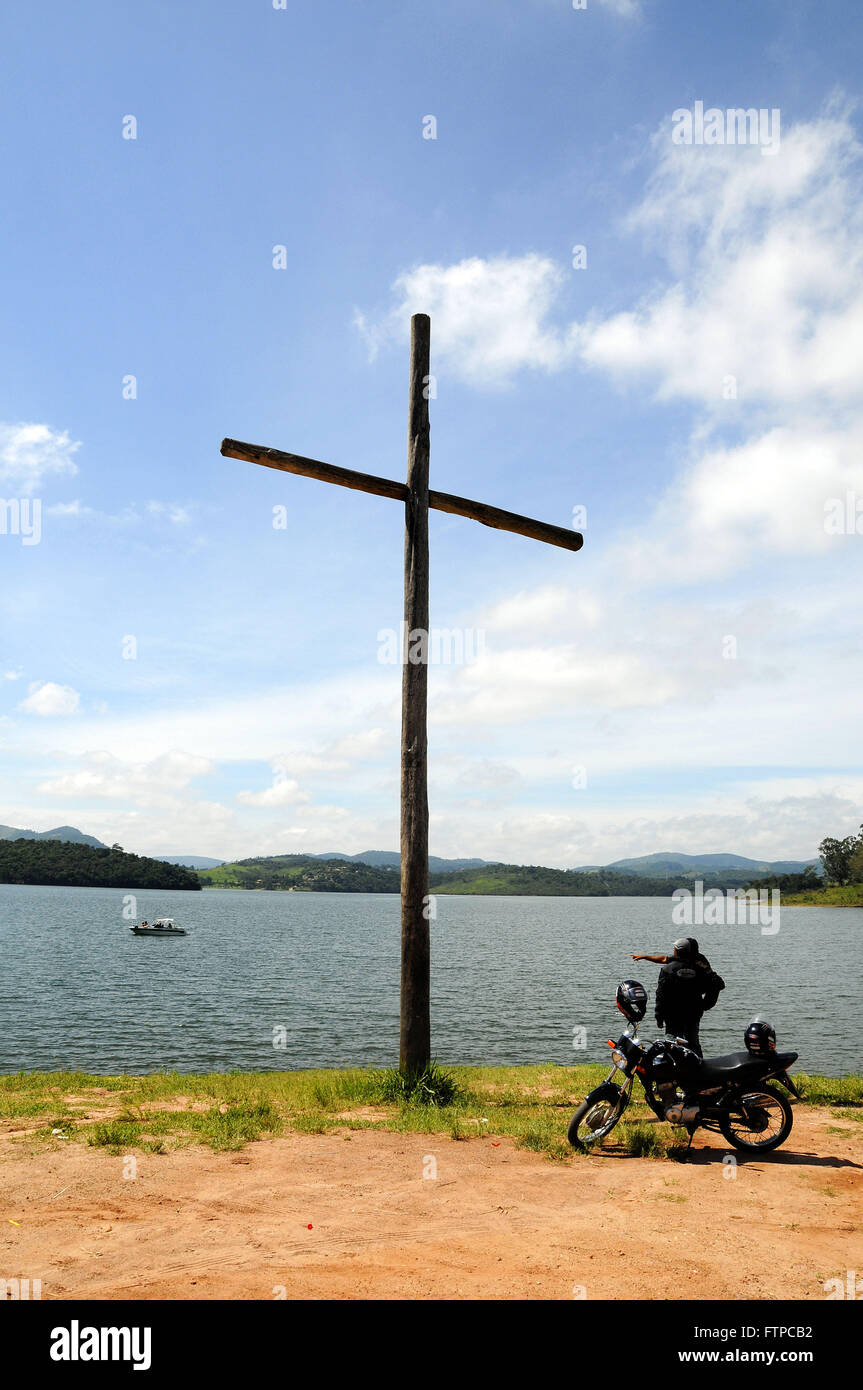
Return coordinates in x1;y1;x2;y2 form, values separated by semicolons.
633;938;725;1058
632;940;716;977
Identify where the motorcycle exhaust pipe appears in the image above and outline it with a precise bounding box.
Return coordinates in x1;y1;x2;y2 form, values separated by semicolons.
664;1102;700;1125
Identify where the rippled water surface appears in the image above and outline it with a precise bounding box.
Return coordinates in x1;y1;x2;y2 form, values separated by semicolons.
0;885;859;1074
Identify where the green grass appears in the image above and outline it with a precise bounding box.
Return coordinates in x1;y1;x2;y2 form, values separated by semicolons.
619;1121;669;1158
794;1074;863;1106
373;1061;461;1106
1;1064;859;1162
783;884;863;906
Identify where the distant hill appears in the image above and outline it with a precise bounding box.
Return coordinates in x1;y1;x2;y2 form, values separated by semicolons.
200;855;677;897
429;863;676;896
0;827;223;869
0;838;200;891
578;851;822;881
0;827;821;887
312;851;489;873
0;823;107;850
199;850;821;898
155;855;225;870
199;855;400;893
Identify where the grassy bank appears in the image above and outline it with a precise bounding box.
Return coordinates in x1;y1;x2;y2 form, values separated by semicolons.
2;1066;860;1163
783;884;863;906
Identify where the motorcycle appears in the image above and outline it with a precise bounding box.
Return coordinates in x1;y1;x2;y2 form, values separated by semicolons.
567;980;800;1154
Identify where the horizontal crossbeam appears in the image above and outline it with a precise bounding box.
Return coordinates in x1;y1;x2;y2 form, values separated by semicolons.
221;438;583;552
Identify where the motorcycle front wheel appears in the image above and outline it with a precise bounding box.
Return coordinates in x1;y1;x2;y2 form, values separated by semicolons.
719;1086;793;1152
567;1082;629;1151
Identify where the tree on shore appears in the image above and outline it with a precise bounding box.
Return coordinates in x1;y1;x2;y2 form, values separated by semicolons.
819;825;863;886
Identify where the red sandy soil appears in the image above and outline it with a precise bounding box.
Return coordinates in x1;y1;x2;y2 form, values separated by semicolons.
1;1106;860;1301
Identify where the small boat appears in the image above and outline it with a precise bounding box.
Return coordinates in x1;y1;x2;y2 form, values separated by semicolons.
129;917;186;936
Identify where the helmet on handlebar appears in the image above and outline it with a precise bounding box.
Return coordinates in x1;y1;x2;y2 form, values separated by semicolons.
616;979;648;1022
744;1016;776;1055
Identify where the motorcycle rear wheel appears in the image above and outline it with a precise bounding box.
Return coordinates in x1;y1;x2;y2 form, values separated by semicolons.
719;1085;793;1152
567;1083;629;1151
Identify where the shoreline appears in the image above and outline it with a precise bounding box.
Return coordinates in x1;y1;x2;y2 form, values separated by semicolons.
3;1064;860;1301
4;878;861;903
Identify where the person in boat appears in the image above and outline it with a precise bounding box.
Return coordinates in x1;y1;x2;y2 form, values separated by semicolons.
140;920;149;928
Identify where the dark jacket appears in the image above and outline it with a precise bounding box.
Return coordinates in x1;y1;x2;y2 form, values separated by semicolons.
655;955;725;1027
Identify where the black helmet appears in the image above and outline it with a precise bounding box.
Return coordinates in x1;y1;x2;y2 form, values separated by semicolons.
673;937;698;959
745;1016;776;1055
616;979;648;1022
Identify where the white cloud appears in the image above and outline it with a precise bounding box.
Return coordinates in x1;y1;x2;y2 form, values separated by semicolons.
46;500;94;518
236;775;310;807
480;584;602;638
52;799;237;858
428;786;849;869
433;645;679;726
43;499;195;527
455;758;521;792
271;751;350;778
36;749;214;805
582;109;863;408
18;682;80;717
21;672;399;764
238;735;398;809
618;420;863;583
359;111;863;408
0;423;80;496
356;254;580;387
358;107;863;577
146;501;191;525
329;727;392;760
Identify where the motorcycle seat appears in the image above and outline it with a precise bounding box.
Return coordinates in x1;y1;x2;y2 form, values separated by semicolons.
696;1050;798;1084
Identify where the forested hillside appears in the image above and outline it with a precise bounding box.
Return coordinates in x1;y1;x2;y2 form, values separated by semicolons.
199;855;400;892
428;864;677;895
0;839;201;890
199;855;679;896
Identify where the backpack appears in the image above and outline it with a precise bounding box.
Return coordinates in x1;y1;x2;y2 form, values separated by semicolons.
701;970;725;1011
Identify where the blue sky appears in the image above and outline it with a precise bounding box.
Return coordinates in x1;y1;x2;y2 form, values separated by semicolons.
1;0;862;864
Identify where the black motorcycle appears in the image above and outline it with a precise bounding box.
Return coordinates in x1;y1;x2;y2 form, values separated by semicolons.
568;980;800;1154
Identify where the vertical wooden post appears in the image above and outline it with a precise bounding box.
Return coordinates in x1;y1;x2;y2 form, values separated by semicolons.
400;313;431;1074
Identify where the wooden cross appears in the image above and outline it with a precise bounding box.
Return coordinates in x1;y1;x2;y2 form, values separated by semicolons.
221;314;583;1075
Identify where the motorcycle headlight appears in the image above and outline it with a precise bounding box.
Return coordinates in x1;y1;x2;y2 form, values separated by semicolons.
611;1049;626;1067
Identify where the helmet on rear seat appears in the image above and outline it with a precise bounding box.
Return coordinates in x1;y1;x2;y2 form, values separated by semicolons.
744;1016;776;1055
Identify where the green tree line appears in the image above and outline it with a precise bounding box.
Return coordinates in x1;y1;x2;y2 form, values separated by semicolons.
818;824;863;886
0;839;201;890
199;856;400;893
744;823;863;896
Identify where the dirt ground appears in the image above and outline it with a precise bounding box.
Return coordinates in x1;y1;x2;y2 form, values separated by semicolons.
1;1106;860;1300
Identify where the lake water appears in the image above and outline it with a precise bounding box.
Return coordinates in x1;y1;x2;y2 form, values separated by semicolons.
0;884;859;1075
